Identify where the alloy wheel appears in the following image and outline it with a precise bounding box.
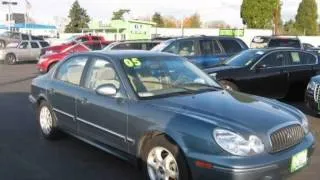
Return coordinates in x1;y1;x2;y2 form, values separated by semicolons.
39;106;53;135
147;147;179;180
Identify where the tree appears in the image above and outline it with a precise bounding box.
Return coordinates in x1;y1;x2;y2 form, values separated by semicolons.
152;12;164;27
64;0;90;33
283;19;300;35
163;16;178;28
112;9;130;20
183;13;201;28
295;0;318;35
241;0;277;29
273;0;282;35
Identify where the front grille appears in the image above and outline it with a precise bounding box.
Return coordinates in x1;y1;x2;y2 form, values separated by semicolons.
270;124;305;153
314;84;320;102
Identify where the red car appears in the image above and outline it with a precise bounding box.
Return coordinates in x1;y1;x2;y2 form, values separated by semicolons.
37;41;110;73
40;34;106;57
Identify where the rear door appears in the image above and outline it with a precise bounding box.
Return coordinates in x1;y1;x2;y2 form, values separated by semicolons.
30;41;41;60
248;51;290;98
218;39;245;57
286;51;318;93
48;55;88;133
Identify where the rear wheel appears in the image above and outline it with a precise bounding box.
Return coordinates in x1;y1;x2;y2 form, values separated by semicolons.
141;135;190;180
219;80;239;91
5;54;16;65
38;101;61;140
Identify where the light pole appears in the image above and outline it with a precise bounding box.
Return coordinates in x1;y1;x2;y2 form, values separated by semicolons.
1;1;18;31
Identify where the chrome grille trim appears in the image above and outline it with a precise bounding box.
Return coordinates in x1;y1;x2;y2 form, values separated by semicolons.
313;84;320;102
270;124;305;153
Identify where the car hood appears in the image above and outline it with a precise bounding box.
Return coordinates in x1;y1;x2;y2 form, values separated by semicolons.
149;90;303;135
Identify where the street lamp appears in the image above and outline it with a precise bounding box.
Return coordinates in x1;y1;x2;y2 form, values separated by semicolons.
1;1;18;31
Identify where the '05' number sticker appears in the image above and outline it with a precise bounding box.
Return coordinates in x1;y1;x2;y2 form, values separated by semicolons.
124;58;141;67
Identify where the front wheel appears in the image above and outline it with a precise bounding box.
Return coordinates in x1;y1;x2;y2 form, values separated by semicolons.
5;54;16;65
141;136;190;180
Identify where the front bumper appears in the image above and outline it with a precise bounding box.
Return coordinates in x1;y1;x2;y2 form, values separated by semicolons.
187;133;315;180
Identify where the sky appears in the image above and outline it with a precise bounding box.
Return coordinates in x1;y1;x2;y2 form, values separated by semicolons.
0;0;319;27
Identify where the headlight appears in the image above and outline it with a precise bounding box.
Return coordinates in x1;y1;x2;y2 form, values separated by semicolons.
307;81;316;91
213;128;264;156
301;114;309;134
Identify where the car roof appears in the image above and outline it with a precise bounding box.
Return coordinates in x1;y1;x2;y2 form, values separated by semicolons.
250;47;307;53
168;35;242;41
79;50;180;60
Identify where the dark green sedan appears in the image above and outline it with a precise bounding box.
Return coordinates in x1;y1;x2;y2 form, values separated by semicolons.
29;50;315;180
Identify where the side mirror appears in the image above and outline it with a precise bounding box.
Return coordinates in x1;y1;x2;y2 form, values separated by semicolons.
96;84;117;97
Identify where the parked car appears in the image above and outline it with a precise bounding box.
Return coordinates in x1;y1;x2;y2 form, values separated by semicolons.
103;40;161;51
151;36;248;69
0;31;44;49
0;40;50;64
250;36;271;48
37;41;110;73
29;50;315;180
267;36;302;49
40;34;108;57
303;43;315;50
205;48;319;99
305;75;320;114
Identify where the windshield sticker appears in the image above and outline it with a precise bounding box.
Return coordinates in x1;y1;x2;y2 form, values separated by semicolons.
291;52;300;63
124;58;141;67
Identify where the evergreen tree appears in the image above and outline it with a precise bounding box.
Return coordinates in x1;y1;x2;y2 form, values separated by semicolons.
295;0;318;35
112;9;130;20
152;12;164;27
65;0;90;33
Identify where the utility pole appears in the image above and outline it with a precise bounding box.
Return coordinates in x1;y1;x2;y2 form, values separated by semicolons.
1;1;18;31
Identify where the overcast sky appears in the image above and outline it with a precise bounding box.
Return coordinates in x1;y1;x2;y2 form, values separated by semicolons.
0;0;319;27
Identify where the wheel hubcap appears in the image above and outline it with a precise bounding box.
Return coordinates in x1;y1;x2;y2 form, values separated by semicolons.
147;147;179;180
8;55;15;64
39;106;53;135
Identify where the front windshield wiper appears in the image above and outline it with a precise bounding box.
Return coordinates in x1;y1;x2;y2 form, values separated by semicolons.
184;83;223;91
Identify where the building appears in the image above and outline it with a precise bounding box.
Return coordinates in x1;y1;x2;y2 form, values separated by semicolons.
87;19;156;41
0;23;57;37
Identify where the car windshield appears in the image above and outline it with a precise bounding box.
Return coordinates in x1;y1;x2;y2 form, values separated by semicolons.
65;35;79;43
151;39;174;52
268;39;301;48
121;56;222;99
223;50;264;67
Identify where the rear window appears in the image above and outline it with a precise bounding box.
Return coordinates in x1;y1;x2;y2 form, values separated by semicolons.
219;39;242;54
268;39;301;48
40;41;50;48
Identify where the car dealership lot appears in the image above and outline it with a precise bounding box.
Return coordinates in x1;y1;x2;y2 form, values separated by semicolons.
0;63;319;180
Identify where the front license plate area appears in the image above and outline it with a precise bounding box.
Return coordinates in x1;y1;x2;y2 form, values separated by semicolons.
290;150;308;173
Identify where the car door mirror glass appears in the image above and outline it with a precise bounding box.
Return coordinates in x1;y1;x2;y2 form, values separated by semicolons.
96;84;117;97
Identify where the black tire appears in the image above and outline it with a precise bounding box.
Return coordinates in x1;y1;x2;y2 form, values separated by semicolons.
5;54;17;65
37;101;61;140
219;80;239;91
141;135;190;180
0;40;5;49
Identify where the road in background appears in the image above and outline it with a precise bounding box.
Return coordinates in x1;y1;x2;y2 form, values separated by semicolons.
0;63;318;180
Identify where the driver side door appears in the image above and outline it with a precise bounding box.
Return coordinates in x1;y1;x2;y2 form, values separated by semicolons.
17;41;32;61
247;51;290;98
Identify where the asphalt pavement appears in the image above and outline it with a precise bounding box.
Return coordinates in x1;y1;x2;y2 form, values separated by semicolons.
0;62;319;180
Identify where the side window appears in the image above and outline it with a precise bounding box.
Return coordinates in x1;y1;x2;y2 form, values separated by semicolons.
258;52;286;68
21;34;29;40
84;59;120;90
19;42;29;49
213;40;222;54
40;41;50;48
199;40;213;56
163;42;178;54
56;56;88;85
78;37;88;42
10;33;20;39
219;39;242;54
289;52;316;65
177;41;195;56
31;42;40;48
91;36;100;41
85;42;102;50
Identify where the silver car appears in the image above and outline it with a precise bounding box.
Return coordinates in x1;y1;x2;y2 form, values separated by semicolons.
0;40;50;64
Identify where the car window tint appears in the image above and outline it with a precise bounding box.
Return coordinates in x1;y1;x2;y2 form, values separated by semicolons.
40;41;50;47
112;43;131;50
288;52;317;65
213;40;222;54
56;56;88;85
21;34;29;40
84;59;120;90
31;42;40;48
199;40;213;56
178;41;195;56
219;39;242;54
19;42;29;49
258;52;286;68
268;39;301;48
